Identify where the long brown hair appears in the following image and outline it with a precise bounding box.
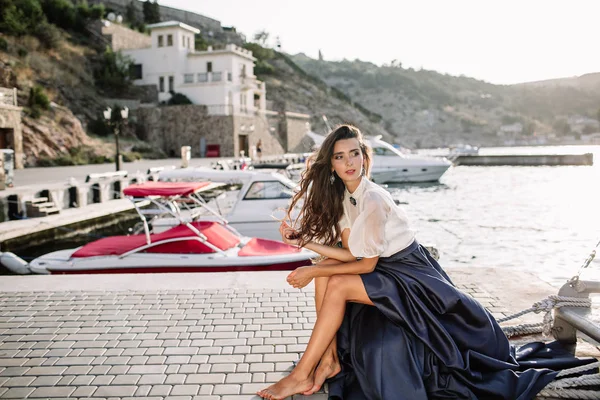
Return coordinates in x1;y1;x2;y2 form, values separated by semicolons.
288;124;372;247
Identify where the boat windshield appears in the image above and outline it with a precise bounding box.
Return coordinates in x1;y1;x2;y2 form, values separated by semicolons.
370;140;406;158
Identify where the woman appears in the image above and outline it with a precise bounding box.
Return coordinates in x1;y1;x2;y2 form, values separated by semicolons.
258;125;556;400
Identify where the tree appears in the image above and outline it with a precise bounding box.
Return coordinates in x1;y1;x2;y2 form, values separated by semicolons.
125;0;136;23
94;47;133;95
318;49;323;61
253;29;269;46
0;0;44;36
142;0;160;24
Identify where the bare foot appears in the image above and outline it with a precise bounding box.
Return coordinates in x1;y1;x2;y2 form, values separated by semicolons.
257;371;314;400
303;357;341;395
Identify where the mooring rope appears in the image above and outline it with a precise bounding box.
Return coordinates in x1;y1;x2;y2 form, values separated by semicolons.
499;295;592;337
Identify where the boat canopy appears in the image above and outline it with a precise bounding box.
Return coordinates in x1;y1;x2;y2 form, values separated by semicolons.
123;181;215;197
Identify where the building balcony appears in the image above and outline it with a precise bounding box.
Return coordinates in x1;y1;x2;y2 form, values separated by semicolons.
185;71;232;85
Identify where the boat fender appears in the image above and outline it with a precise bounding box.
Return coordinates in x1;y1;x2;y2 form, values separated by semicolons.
0;252;31;274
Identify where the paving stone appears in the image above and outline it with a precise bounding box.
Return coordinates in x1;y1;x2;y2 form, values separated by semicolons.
185;373;226;384
0;387;35;398
71;386;98;397
211;364;237;373
0;367;29;376
111;374;141;385
134;385;152;397
213;384;241;395
30;375;62;386
139;374;167;385
94;385;138;397
2;376;36;386
166;374;187;385
25;366;66;375
166;364;181;374
170;385;200;396
56;375;76;386
91;375;115;385
149;385;172;396
108;365;130;375
178;364;198;374
28;386;76;398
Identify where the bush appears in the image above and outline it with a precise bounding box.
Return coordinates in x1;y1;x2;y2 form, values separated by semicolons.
17;47;27;57
243;42;274;61
0;36;8;51
167;92;192;105
122;151;142;162
131;144;167;159
254;60;275;76
28;86;50;118
35;21;62;49
36;146;111;166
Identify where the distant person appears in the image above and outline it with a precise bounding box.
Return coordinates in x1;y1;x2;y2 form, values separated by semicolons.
258;124;559;400
256;139;262;160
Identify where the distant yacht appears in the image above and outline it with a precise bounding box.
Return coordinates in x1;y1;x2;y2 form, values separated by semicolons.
307;132;452;183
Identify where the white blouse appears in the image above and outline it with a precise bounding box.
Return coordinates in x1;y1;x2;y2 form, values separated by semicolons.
340;177;415;258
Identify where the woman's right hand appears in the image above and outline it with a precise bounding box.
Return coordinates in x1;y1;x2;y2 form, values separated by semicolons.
279;221;300;246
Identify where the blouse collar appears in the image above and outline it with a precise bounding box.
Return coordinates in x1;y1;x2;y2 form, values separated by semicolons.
345;176;368;200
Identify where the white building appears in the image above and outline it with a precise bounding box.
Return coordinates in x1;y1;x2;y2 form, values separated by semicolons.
122;21;267;115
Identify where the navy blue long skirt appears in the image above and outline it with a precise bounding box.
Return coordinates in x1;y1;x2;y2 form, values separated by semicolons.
327;240;558;400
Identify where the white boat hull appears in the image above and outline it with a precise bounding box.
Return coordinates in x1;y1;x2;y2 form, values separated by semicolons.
28;247;315;275
371;164;451;183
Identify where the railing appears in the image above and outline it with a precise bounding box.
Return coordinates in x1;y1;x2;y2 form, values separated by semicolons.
193;71;229;84
202;104;263;116
0;88;17;107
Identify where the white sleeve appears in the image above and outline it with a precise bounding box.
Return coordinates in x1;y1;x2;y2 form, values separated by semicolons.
339;213;351;233
348;190;389;258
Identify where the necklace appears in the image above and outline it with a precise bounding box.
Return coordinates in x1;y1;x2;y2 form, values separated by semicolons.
349;196;357;206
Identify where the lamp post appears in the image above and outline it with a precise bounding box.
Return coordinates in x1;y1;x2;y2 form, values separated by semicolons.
103;106;129;171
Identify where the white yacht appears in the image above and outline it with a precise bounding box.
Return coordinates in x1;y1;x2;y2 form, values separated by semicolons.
366;136;452;183
158;168;299;241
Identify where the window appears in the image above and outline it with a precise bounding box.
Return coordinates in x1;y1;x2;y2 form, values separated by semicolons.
167;34;173;46
212;72;222;82
243;181;293;200
159;76;164;92
227;72;232;82
241;64;246;78
207;62;212;73
184;73;194;84
157;35;163;47
168;76;174;92
372;147;397;156
197;73;208;82
129;64;142;80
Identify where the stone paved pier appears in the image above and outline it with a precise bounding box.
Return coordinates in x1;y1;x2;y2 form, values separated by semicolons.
0;268;597;399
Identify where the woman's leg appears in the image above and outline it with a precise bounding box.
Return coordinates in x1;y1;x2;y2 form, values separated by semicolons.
304;260;342;395
257;275;373;400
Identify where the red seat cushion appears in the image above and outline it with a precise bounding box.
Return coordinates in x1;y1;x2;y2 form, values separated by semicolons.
238;238;302;257
72;221;241;257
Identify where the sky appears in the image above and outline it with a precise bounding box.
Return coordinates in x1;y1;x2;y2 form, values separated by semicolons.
157;0;600;85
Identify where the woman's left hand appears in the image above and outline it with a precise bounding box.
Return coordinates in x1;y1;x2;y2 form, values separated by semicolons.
287;266;315;289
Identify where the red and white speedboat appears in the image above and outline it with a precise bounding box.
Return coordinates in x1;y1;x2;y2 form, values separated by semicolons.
1;182;315;275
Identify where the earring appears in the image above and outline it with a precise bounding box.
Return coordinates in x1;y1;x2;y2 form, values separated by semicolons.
361;167;365;176
330;172;335;185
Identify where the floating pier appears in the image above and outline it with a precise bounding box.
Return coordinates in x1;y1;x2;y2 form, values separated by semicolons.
453;153;594;166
